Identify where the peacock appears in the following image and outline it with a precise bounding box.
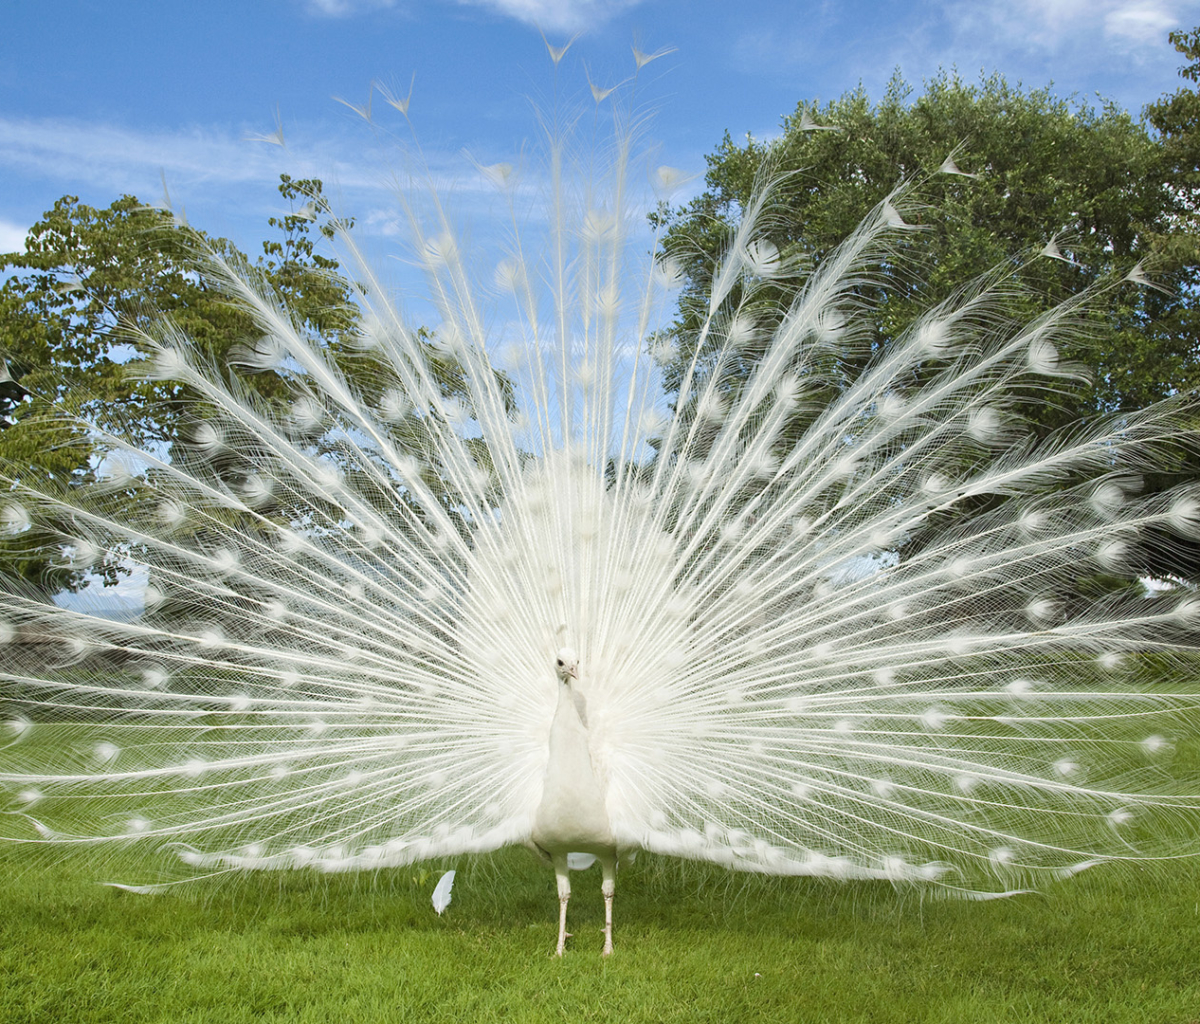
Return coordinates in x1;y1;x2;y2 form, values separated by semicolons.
3;58;1200;959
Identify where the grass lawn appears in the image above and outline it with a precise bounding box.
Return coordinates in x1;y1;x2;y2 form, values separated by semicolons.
1;845;1198;1023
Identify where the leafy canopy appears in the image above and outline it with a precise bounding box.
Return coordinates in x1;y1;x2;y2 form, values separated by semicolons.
655;70;1200;418
0;177;363;595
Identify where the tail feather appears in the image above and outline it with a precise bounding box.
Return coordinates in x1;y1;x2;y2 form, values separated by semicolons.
2;85;1199;893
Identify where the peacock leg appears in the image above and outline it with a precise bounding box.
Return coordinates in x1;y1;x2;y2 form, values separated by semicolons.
600;854;617;956
554;857;571;956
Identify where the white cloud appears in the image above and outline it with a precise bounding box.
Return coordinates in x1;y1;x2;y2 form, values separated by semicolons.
0;116;298;197
303;0;397;15
1105;1;1178;43
452;0;646;32
0;114;438;210
0;106;670;304
0;111;561;220
301;0;645;31
0;218;28;253
985;0;1090;48
945;0;1189;52
0;114;429;259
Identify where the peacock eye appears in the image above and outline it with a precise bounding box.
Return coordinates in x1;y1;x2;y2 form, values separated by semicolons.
556;659;564;667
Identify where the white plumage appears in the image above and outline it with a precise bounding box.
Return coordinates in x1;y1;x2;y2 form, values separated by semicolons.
431;868;455;915
2;64;1200;958
532;648;619;955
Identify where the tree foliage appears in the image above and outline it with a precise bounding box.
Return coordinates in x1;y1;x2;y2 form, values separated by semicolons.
1145;27;1200;267
656;70;1200;419
0;177;363;596
652;59;1200;582
0;175;514;602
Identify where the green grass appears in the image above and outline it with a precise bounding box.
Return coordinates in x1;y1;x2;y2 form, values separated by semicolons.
2;846;1198;1023
5;706;1200;1023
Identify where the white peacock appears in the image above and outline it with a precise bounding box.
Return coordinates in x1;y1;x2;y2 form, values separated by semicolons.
2;54;1199;957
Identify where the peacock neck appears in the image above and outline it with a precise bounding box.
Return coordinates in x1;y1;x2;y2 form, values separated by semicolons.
532;680;614;852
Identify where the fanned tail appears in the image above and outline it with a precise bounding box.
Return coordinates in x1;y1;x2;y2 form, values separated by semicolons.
2;83;1199;895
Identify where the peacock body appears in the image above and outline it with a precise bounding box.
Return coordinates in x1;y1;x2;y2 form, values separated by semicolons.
3;63;1200;955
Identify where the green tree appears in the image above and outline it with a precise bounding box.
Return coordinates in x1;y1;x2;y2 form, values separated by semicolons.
653;64;1200;581
656;71;1200;419
1145;27;1200;265
0;175;358;461
0;175;513;602
0;177;365;597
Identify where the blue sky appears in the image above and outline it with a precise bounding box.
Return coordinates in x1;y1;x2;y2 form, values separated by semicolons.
3;0;1200;261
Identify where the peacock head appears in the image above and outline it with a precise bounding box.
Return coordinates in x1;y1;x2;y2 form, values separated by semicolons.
555;648;579;685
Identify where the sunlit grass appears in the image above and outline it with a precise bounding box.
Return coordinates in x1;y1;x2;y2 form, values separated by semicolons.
5;682;1200;1022
2;843;1198;1023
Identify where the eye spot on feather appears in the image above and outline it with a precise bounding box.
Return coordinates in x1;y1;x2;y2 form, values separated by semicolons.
1053;758;1081;780
181;758;207;778
5;717;31;739
1141;735;1171;756
989;846;1014;867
